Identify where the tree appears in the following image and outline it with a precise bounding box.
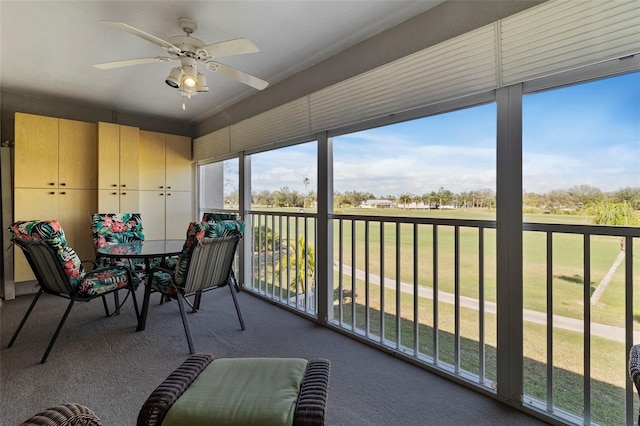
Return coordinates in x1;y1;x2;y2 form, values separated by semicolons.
277;236;315;294
303;177;310;208
587;201;639;305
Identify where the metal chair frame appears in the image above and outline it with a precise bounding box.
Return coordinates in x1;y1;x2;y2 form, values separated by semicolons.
8;238;139;363
149;234;245;354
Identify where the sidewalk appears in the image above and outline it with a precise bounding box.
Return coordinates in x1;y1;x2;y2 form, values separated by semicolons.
336;263;639;344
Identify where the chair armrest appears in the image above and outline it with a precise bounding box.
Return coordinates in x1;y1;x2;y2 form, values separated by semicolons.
137;353;216;426
19;403;102;426
294;359;331;426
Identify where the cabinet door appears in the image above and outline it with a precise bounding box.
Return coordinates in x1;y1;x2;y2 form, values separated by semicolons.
58;189;98;262
98;189;121;213
120;125;140;190
14;113;58;188
139;131;166;191
165;191;193;240
139;190;166;240
120;189;140;213
13;188;60;282
59;119;97;189
165;134;192;192
98;122;120;190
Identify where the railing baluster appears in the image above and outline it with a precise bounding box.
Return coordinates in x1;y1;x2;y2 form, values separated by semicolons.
380;219;385;344
583;234;591;425
351;219;356;331
395;222;401;349
478;227;485;383
338;219;344;325
625;236;634;426
433;224;439;364
454;225;460;373
414;223;419;357
365;220;371;338
546;231;553;412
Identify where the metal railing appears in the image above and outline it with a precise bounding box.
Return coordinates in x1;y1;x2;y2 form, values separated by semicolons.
244;209;640;426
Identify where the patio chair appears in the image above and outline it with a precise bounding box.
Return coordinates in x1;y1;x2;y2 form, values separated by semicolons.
19;403;103;426
6;220;139;363
629;344;640;425
91;213;177;283
147;221;245;354
201;211;242;223
137;353;330;426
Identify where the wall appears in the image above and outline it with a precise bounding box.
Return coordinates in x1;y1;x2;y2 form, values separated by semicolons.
1;90;194;144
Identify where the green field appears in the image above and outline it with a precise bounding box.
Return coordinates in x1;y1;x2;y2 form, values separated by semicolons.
250;206;640;425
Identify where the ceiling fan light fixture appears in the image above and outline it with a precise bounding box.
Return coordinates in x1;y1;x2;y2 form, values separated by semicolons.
181;63;198;88
165;67;183;88
196;73;209;92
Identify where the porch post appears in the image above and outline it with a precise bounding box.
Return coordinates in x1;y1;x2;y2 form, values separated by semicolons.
239;152;251;288
496;84;523;405
316;132;333;324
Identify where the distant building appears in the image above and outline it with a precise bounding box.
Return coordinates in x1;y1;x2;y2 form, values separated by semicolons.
361;199;394;208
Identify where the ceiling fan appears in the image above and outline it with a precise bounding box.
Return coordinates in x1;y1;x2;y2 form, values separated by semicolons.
94;17;268;109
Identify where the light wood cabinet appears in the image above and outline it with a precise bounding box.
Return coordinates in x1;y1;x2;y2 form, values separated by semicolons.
139;130;193;240
98;122;140;212
14;113;98;282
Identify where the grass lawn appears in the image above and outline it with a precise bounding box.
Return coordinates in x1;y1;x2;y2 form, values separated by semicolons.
250;206;639;425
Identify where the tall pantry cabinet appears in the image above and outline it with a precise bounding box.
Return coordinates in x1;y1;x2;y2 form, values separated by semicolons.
13;113;98;282
97;122;140;213
139;130;192;240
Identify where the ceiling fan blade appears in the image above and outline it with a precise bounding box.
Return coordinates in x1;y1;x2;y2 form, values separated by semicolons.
200;38;259;58
101;21;181;53
94;57;174;69
206;62;269;90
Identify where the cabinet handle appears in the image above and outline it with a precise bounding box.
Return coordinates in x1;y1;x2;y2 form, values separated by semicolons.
49;182;55;186
121;184;126;188
167;193;171;196
60;182;66;186
112;184;117;187
49;191;55;195
112;192;117;195
159;186;164;189
60;191;66;195
122;192;127;195
167;186;172;189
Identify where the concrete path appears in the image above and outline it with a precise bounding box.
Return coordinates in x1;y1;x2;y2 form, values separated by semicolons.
335;263;640;344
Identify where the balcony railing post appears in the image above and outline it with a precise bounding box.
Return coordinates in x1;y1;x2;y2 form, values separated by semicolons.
496;84;524;406
316;132;332;325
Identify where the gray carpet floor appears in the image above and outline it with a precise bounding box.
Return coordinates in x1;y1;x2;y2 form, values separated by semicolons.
1;286;549;425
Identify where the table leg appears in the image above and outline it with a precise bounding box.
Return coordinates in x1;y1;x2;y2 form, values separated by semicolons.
137;258;152;331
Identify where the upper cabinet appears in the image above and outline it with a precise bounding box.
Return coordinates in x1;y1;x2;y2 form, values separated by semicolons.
15;113;97;189
139;130;192;191
139;130;193;240
98;122;140;213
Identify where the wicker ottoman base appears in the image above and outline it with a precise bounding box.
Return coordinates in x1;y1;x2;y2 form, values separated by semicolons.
137;353;330;426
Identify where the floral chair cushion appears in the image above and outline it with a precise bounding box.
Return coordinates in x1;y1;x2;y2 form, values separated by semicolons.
151;220;244;295
8;220;131;297
91;213;145;249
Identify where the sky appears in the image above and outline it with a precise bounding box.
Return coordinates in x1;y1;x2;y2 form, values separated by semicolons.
231;71;639;197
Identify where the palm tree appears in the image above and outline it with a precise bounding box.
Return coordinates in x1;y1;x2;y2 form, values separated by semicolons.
276;236;315;295
303;177;310;209
587;201;638;305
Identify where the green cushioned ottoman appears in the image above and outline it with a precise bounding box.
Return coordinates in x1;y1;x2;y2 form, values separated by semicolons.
137;354;330;426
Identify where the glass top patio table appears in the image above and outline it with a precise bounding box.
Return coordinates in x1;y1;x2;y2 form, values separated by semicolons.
95;239;184;259
96;239;185;332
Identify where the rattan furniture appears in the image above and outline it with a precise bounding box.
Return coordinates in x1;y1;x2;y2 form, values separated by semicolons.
629;344;640;425
137;353;330;426
19;403;103;426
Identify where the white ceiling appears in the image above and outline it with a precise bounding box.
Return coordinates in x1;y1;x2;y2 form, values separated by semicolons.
0;1;444;124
